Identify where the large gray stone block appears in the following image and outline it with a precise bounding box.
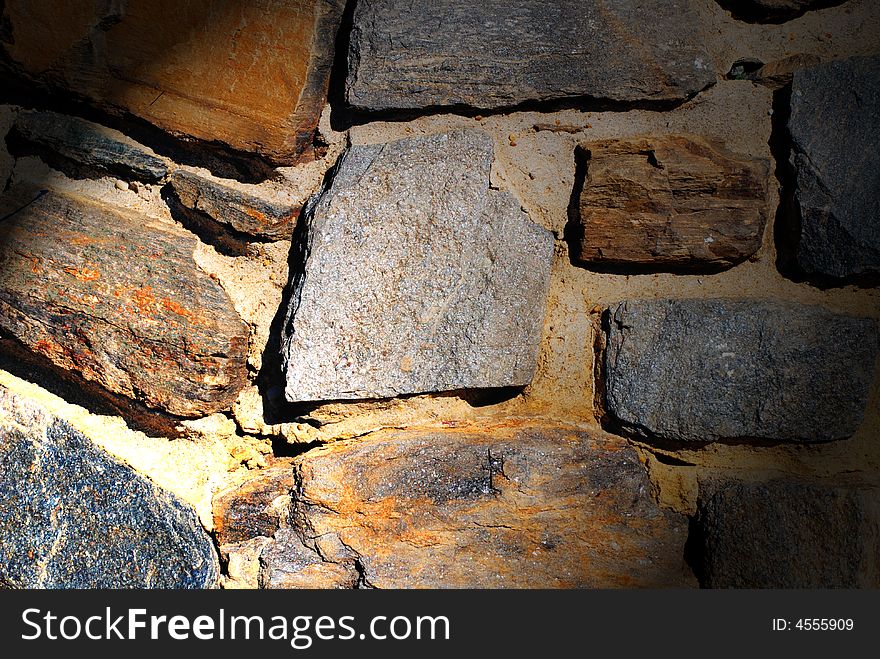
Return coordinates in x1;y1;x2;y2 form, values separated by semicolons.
604;299;878;443
282;129;553;402
0;385;219;588
346;0;715;113
789;56;880;279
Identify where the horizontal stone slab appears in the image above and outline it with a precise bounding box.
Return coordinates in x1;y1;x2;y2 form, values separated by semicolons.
10;110;170;182
170;169;301;240
788;56;880;279
258;425;692;588
604;299;878;443
574;135;768;271
696;478;880;587
0;385;218;588
282;129;553;402
0;185;249;417
346;0;715;113
0;0;343;164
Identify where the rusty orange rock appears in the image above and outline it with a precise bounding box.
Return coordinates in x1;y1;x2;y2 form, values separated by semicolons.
0;0;344;165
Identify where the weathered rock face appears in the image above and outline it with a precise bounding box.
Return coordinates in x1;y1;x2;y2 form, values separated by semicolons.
718;0;846;22
573;135;768;271
346;0;715;113
604;299;879;443
254;426;692;589
10;110;169;181
282;130;553;402
0;385;218;588
213;462;295;547
0;0;343;165
696;478;880;588
0;185;250;417
170;169;301;241
788;56;880;279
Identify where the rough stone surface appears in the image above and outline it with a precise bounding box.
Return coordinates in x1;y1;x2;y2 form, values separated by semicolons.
346;0;715;113
282;129;553;402
259;425;692;588
170;169;301;240
0;185;250;417
788;56;880;279
0;0;343;164
718;0;847;22
0;106;15;190
574;135;768;271
10;110;169;182
0;385;219;588
605;299;879;443
213;462;295;547
697;478;880;587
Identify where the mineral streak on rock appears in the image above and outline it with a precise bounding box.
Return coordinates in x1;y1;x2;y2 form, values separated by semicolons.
0;185;250;417
0;385;219;588
170;169;301;241
573;135;768;271
10;110;170;182
213;462;296;547
788;56;880;279
0;0;344;165
604;299;879;443
346;0;715;113
697;478;880;587
259;426;692;588
282;129;554;402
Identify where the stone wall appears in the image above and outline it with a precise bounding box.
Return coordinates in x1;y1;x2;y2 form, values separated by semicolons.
1;0;878;589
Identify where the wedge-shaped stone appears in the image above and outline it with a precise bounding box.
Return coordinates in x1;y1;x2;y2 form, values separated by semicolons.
260;426;692;588
0;0;343;164
697;478;880;587
0;185;249;417
170;169;301;240
604;299;878;443
282;130;553;402
0;385;218;588
574;135;768;271
346;0;715;113
788;56;880;279
11;110;169;181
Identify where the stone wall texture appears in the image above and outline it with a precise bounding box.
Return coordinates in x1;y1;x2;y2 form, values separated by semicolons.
0;0;879;589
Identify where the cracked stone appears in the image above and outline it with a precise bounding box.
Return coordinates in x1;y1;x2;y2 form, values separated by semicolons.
697;478;880;587
604;299;879;443
0;384;218;588
574;135;768;271
0;184;250;417
281;129;553;402
10;110;170;182
346;0;715;113
0;0;343;164
259;426;692;588
788;55;880;279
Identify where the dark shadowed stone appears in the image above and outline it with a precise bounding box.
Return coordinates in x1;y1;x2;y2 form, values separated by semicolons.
259;426;693;588
788;56;880;279
604;299;878;443
697;478;880;587
10;110;170;181
346;0;715;113
170;169;301;240
213;461;295;546
0;385;218;588
574;135;768;271
282;129;553;402
0;185;250;417
717;0;847;23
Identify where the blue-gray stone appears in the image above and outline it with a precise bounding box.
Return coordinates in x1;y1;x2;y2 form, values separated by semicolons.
0;386;218;588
